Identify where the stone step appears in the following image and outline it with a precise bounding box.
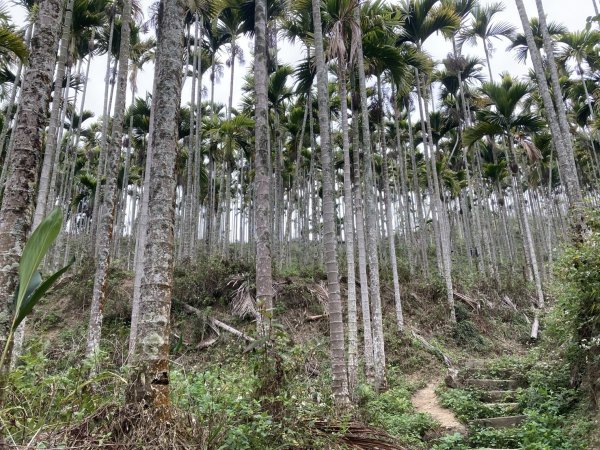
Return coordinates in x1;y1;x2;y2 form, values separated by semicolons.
479;390;518;402
486;402;520;413
464;379;520;390
463;367;517;380
470;415;527;429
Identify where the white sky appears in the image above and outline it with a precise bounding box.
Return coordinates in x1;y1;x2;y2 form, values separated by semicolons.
6;0;596;117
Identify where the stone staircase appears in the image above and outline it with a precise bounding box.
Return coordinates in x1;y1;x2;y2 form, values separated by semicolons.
445;359;526;450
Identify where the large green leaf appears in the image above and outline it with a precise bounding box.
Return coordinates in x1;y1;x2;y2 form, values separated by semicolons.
14;257;75;329
13;271;41;309
15;208;63;315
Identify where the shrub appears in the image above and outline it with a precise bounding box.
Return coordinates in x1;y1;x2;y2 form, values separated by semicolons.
552;210;600;406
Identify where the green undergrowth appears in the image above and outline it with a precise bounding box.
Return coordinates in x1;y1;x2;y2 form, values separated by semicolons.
2;254;554;448
437;387;515;421
434;354;593;450
356;372;437;448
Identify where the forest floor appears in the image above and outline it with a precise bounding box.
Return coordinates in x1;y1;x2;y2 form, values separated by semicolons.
2;255;598;448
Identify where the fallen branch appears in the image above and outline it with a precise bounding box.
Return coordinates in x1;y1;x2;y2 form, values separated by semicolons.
454;292;479;310
197;337;218;350
305;314;326;322
181;302;255;342
411;329;453;368
212;318;254;342
502;295;518;311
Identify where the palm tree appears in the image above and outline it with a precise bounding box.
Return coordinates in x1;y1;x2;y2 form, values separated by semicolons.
464;75;545;336
513;0;583;213
0;0;63;371
0;7;28;154
367;30;430;333
352;0;396;390
398;0;460;323
322;0;359;394
0;8;28;65
507;17;567;63
86;0;132;359
268;65;294;263
220;1;245;119
532;0;583;209
311;0;349;408
33;0;77;230
253;0;274;337
128;0;186;414
202;16;230;252
557;30;600;125
458;1;516;82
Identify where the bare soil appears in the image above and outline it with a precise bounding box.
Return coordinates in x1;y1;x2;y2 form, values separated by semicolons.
412;380;466;434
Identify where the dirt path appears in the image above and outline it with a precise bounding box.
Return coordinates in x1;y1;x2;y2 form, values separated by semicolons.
412;380;466;434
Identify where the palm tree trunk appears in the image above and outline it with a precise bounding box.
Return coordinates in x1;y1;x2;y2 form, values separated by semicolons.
508;138;544;336
128;119;154;359
377;76;404;331
353;5;386;391
483;38;494;82
183;24;197;261
32;0;75;228
337;57;358;396
0;0;63;371
308;94;321;263
416;68;456;322
128;0;186;413
350;80;375;383
405;97;429;276
92;17;115;240
312;0;349;407
533;0;581;204
515;0;582;212
0;24;32;169
392;92;416;274
254;0;274;337
85;0;131;359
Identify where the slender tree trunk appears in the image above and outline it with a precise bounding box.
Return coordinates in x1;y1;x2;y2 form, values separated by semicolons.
182;23;196;261
85;0;132;359
417;68;456;323
405;97;429;276
337;57;358;396
254;0;274;337
483;38;494;82
0;0;63;371
376;76;403;331
33;0;75;229
508;138;544;337
353;5;386;390
392;93;416;274
516;0;582;211
128;0;186;414
128;128;153;358
92;18;115;240
350;80;375;383
312;0;349;407
0;25;32;170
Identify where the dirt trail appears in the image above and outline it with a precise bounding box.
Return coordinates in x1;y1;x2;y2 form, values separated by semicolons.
412;380;466;434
